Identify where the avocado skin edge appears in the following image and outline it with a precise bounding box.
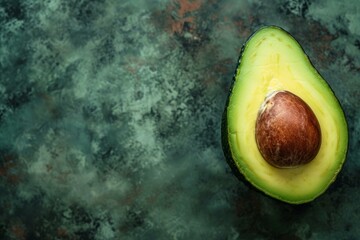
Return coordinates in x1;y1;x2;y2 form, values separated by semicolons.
220;25;349;204
220;35;257;194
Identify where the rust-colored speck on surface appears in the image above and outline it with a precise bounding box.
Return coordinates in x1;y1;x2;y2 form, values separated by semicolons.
10;223;27;240
168;0;203;34
0;154;22;185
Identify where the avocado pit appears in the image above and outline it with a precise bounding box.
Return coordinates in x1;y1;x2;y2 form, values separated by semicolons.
255;90;321;168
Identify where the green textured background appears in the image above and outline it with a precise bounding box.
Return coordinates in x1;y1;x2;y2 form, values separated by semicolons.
0;0;359;239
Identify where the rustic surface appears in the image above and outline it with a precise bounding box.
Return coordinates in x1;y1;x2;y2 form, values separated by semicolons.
0;0;359;239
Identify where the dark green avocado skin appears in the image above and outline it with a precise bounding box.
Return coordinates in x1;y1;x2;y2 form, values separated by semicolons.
221;44;250;187
221;99;264;193
220;27;250;171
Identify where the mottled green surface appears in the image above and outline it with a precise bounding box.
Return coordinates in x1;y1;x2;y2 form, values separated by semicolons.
0;0;359;239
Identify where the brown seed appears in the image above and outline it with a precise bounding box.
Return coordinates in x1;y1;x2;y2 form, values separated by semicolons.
255;91;321;168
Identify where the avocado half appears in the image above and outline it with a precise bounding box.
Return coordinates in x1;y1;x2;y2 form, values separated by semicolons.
222;26;348;204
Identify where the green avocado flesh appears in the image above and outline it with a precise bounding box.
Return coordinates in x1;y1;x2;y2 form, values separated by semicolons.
222;26;348;204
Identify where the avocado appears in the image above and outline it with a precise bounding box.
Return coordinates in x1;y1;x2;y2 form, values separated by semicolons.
222;26;348;204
